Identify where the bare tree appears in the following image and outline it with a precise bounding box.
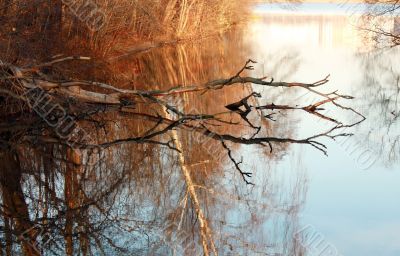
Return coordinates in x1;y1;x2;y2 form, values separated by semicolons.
0;56;365;255
361;0;400;47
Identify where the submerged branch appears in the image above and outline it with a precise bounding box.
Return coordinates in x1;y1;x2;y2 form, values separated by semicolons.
0;58;365;185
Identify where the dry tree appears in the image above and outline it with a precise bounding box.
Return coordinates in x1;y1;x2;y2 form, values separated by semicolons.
0;57;365;255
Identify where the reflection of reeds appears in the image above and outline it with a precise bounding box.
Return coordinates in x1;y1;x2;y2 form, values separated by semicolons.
0;4;321;255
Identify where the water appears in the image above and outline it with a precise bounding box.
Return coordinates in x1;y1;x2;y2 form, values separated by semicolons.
246;5;400;256
109;8;400;254
2;3;400;256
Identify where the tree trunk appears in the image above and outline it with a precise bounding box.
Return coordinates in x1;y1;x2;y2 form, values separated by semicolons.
163;109;218;256
0;151;39;256
64;147;82;256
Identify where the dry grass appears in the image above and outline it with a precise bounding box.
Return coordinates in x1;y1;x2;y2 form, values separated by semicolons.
0;0;248;61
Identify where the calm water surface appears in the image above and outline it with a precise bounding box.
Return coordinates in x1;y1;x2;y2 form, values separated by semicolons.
4;4;399;256
246;5;400;256
109;5;400;255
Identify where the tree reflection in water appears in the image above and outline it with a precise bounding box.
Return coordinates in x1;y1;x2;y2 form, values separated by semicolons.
0;29;364;255
355;48;400;167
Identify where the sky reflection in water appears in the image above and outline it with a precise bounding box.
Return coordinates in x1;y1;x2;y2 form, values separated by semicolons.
248;5;400;256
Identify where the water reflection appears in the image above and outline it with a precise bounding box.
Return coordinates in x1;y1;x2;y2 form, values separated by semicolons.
2;4;399;256
248;5;400;256
357;49;400;166
0;26;309;255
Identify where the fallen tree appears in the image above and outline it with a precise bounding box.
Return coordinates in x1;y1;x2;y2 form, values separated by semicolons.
0;58;365;182
0;57;365;255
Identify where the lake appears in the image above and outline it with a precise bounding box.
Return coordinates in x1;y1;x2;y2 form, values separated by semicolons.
1;2;399;255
